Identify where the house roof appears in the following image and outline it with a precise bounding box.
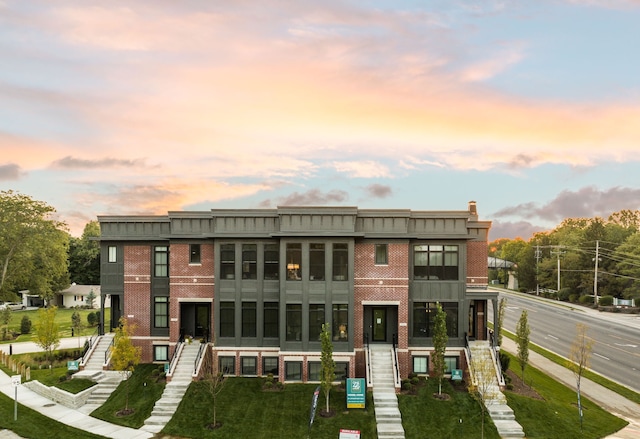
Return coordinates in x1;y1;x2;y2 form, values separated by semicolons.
60;284;101;295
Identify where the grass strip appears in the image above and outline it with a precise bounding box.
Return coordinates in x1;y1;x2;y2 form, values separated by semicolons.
91;364;165;428
163;378;377;439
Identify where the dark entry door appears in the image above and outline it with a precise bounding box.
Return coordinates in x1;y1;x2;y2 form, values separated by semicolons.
195;304;210;341
373;308;386;342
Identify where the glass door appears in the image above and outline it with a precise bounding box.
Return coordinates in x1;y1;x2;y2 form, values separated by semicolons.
373;308;386;342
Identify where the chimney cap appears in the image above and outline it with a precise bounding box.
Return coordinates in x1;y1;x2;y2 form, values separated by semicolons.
468;201;477;215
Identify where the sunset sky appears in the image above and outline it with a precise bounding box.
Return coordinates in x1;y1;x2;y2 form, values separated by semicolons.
2;0;640;240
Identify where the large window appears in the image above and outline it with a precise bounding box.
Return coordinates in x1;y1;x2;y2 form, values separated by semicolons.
285;361;302;381
154;296;169;328
309;243;325;281
332;304;348;341
190;244;201;264
308;362;321;381
264;302;279;338
154;246;168;277
413;245;459;280
263;357;279;376
309;304;325;341
242;244;257;279
444;356;459;373
332;243;348;281
413;356;428;374
219;302;235;338
412;302;459;338
286;243;302;280
286;304;302;341
241;357;257;375
375;244;388;265
154;345;169;362
242;302;256;337
220;244;235;280
219;356;235;375
264;244;279;280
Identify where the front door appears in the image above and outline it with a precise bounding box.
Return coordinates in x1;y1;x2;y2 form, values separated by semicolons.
373;308;386;342
195;304;210;341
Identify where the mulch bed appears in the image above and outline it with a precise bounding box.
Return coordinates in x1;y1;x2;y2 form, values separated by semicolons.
505;369;544;400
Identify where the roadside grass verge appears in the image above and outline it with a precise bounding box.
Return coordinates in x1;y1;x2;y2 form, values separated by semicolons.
91;364;165;428
503;351;628;438
0;392;106;439
163;378;377;438
502;329;640;405
399;378;500;438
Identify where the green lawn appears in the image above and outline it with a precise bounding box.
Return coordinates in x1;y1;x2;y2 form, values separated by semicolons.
163;378;377;439
399;378;500;438
91;364;166;428
0;307;110;343
503;352;628;439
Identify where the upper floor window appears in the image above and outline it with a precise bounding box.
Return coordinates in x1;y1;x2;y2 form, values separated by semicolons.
154;246;168;277
154;296;169;328
332;304;348;341
309;243;325;281
413;244;459;280
375;244;388;265
286;243;302;280
220;244;235;280
189;244;201;264
332;243;348;281
242;244;257;279
219;301;235;337
264;302;279;338
108;246;117;263
264;244;279;280
309;304;325;341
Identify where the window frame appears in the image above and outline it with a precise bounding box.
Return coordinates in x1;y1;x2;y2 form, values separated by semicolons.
332;304;348;341
108;246;117;263
286;304;302;341
219;301;235;338
241;356;257;376
308;303;325;341
285;361;302;381
219;356;236;375
153;296;169;328
242;244;257;279
262;357;279;376
309;243;325;281
413;356;428;374
286;243;302;280
189;244;201;264
263;302;279;338
375;244;388;265
153;345;169;362
154;246;168;278
263;243;279;280
220;243;235;280
332;243;348;281
413;244;459;280
241;301;257;338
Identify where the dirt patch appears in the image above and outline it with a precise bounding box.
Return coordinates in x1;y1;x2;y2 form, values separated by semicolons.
506;370;544;400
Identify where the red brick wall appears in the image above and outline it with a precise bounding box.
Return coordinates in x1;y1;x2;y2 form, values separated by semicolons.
123;245;151;337
467;240;488;286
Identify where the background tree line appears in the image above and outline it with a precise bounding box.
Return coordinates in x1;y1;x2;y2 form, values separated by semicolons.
0;190;100;304
489;210;640;303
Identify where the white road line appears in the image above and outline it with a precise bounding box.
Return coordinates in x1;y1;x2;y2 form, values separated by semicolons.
594;353;610;361
547;334;559;340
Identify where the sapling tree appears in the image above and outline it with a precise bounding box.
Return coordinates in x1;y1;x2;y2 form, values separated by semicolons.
110;317;141;414
320;323;336;415
568;323;593;431
432;302;448;396
35;306;60;366
515;310;530;385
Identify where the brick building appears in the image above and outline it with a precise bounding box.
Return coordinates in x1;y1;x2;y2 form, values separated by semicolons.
98;202;497;382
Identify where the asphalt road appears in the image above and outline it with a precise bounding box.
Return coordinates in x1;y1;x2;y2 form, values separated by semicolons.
491;289;640;393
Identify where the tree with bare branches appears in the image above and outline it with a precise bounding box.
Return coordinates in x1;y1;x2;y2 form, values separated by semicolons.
568;323;593;431
202;345;225;429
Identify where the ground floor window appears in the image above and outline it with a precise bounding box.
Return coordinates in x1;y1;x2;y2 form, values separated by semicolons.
154;345;169;362
412;356;428;374
412;302;458;337
219;356;235;375
335;361;349;381
263;357;279;376
241;357;257;375
286;304;302;341
309;304;325;341
444;356;459;373
308;362;321;381
285;361;302;381
332;304;348;341
154;296;169;328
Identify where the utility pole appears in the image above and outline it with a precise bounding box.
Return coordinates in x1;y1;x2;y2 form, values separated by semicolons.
551;247;565;294
535;245;541;295
593;240;600;304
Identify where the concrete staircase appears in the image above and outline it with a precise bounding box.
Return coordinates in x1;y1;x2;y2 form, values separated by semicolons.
370;345;405;439
141;342;203;434
469;341;525;438
73;333;124;414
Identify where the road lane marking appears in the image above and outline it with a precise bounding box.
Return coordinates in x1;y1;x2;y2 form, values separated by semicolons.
593;353;610;361
614;343;638;348
547;334;559;340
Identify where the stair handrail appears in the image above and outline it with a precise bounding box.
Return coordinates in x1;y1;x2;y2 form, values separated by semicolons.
79;327;100;366
489;331;505;387
391;333;401;388
166;341;184;378
364;333;372;387
194;341;208;375
465;334;477;387
104;336;114;366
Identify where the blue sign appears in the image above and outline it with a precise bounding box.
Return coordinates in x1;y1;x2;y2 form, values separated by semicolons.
67;360;79;371
451;369;463;381
346;378;366;409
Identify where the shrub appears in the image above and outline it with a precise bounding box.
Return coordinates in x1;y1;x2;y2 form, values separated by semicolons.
579;295;594;304
569;294;579;303
87;312;97;327
20;315;32;334
558;288;572;302
499;351;510;373
599;295;614;306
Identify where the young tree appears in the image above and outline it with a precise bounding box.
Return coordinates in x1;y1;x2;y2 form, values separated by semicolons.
496;297;507;346
202;345;226;429
515;310;530;385
71;310;84;346
320;323;336;415
35;306;60;366
0;190;69;301
110;317;141;414
568;323;593;431
1;307;12;340
85;289;97;308
431;302;448;396
469;353;500;439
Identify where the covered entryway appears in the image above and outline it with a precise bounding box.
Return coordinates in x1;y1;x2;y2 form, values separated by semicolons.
363;304;398;344
180;302;211;342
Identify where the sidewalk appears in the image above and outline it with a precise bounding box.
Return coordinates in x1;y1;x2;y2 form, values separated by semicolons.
0;337;156;439
501;337;640;439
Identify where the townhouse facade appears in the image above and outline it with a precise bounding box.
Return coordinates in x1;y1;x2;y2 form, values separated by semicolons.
98;202;497;382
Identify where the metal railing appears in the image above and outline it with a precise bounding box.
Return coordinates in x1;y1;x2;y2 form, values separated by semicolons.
104;337;114;365
489;330;505;386
364;333;371;387
392;333;401;387
194;341;207;375
167;341;184;377
80;327;99;365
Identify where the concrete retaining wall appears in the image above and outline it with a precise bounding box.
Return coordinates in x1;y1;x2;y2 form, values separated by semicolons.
23;380;95;409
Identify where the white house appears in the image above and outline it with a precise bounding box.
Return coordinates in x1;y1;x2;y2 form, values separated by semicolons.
56;284;110;309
